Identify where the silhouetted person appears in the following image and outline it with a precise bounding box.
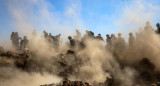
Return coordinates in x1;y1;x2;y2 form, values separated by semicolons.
117;33;125;43
68;36;76;48
129;32;135;46
11;32;15;49
111;34;117;46
43;30;48;39
144;21;153;30
111;34;116;40
116;33;125;52
96;34;104;41
85;30;95;39
48;33;53;43
74;29;82;41
14;32;21;50
106;34;111;45
20;36;29;51
49;33;52;37
54;34;61;50
156;23;160;34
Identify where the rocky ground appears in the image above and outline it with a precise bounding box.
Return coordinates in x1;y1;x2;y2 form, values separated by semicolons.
1;48;160;86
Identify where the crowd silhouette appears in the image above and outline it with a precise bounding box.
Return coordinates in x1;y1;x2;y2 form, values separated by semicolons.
10;21;160;53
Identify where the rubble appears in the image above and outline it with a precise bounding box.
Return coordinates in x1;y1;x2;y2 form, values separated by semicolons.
0;51;29;69
1;49;160;86
40;78;92;86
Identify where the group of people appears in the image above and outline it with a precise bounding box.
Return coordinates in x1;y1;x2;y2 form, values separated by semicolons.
10;32;29;51
67;22;160;52
43;30;61;50
68;30;105;49
67;29;126;49
10;21;160;52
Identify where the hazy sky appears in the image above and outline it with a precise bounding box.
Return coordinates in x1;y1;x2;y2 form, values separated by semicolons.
0;0;160;46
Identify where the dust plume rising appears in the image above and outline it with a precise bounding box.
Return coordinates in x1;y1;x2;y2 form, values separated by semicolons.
0;67;62;86
1;22;160;86
2;0;160;86
6;0;84;38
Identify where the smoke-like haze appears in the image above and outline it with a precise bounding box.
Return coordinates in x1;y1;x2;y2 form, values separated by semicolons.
1;0;160;86
6;0;84;38
115;0;160;39
0;67;62;86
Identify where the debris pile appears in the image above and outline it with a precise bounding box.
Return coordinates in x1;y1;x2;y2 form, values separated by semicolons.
40;78;92;86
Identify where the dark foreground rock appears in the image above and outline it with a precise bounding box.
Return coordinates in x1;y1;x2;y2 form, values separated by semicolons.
40;78;91;86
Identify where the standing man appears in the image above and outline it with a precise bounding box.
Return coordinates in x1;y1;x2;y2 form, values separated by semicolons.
96;34;104;41
11;32;15;49
106;34;111;45
20;36;29;51
129;33;135;46
68;36;76;49
156;23;160;34
144;21;153;30
14;32;21;50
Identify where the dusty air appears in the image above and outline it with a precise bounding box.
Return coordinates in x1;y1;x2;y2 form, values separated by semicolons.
1;0;160;86
0;21;160;86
